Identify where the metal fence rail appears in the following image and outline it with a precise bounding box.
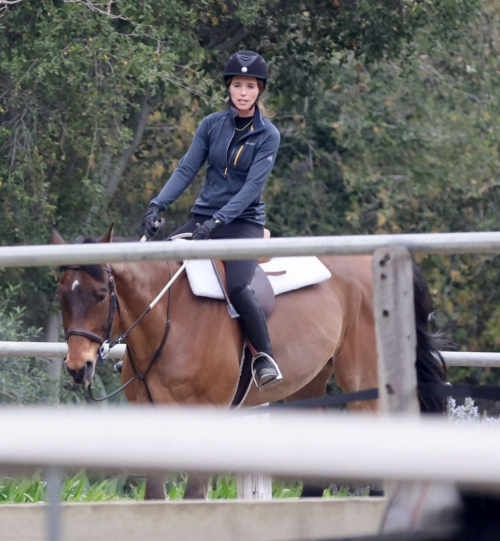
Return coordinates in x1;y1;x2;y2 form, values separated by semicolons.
0;235;499;541
0;408;499;489
440;351;500;368
1;341;499;367
4;231;500;268
0;341;126;360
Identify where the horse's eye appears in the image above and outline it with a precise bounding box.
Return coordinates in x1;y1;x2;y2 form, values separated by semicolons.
97;293;107;303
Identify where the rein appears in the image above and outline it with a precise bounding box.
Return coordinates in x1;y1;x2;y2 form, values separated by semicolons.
88;261;174;404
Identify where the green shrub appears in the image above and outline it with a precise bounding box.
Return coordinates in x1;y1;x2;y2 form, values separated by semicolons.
0;285;53;404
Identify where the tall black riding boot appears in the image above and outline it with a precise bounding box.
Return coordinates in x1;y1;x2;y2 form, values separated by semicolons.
231;285;283;391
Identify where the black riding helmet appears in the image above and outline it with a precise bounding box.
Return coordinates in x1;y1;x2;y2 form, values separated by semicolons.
224;50;268;86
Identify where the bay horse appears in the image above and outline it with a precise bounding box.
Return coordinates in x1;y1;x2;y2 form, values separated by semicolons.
51;226;445;499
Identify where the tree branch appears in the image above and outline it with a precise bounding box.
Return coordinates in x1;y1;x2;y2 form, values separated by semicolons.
0;0;25;19
101;92;162;198
205;23;245;51
63;0;128;20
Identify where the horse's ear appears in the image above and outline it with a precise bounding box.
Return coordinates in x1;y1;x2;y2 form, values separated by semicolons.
50;227;65;245
100;224;114;244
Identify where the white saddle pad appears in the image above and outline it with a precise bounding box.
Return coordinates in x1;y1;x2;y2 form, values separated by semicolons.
184;254;332;300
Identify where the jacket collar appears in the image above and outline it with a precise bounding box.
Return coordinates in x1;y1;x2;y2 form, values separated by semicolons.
228;103;266;132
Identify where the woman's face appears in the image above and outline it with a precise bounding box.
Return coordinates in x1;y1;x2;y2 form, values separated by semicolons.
229;76;260;114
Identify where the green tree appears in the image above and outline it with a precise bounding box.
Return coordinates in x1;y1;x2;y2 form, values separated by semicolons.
265;0;500;388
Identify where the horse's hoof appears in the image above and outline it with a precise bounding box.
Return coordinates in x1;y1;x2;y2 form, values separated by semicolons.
114;360;123;374
255;367;283;391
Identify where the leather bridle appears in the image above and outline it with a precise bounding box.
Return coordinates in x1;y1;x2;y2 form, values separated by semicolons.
60;262;174;404
62;265;118;350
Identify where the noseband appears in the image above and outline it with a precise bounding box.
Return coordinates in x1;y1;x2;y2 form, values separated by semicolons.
62;265;118;354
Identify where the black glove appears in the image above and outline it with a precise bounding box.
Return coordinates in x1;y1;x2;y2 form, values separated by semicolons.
142;204;162;239
192;218;222;240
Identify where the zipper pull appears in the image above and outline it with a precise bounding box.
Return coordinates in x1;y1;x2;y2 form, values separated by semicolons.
224;167;228;178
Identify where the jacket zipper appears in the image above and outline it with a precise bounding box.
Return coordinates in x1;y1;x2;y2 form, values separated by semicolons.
224;124;236;178
233;145;245;166
224;119;255;178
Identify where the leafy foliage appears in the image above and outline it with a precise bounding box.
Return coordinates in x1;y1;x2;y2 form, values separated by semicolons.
0;286;52;404
265;2;500;393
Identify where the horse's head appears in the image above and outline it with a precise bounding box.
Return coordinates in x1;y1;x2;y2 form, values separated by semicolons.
51;226;117;386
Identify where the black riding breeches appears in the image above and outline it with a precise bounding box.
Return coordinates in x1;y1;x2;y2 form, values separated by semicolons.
170;215;264;296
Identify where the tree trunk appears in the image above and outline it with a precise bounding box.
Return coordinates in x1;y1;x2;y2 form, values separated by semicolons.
100;92;163;200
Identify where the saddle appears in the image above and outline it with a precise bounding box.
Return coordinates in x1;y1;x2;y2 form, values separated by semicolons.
253;229;283;317
182;229;331;406
213;262;278;318
213;229;283;319
183;232;331;307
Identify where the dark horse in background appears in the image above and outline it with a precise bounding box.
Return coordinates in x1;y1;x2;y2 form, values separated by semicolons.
51;227;445;499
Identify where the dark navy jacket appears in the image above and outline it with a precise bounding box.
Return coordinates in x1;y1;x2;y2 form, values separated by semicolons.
151;105;280;226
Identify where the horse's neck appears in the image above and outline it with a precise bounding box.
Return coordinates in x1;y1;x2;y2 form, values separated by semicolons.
111;260;244;406
111;258;229;344
111;261;177;331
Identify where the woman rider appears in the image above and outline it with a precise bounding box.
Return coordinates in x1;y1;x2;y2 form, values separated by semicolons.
142;50;282;391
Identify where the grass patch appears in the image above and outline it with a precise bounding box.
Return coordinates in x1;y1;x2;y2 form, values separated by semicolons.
0;472;367;502
0;471;143;504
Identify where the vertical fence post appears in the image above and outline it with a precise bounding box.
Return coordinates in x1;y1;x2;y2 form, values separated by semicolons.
373;246;420;415
237;404;272;500
372;246;420;499
46;466;63;541
44;312;62;404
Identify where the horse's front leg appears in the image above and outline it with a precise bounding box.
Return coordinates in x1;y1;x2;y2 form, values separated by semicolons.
184;473;210;499
145;472;166;500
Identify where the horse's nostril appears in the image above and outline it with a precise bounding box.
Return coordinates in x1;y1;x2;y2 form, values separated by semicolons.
64;362;76;377
85;360;94;374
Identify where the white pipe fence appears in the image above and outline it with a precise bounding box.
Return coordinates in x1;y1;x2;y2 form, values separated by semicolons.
0;235;499;541
440;351;500;368
0;407;499;489
0;341;125;359
4;231;500;268
1;341;499;367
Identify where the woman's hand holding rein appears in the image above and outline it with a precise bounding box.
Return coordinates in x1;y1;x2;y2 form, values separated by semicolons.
192;218;222;240
142;203;162;239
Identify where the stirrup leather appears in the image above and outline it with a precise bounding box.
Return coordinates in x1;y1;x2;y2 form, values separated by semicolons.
251;352;283;391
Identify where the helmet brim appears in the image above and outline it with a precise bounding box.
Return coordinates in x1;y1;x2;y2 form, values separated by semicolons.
224;74;267;85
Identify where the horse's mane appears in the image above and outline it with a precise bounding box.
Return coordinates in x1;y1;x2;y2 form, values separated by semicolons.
60;235;138;282
82;236;137;243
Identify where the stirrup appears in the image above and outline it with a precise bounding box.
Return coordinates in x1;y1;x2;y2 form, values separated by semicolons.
251;352;283;391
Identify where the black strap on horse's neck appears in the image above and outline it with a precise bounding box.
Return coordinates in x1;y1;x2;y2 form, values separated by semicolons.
88;261;174;404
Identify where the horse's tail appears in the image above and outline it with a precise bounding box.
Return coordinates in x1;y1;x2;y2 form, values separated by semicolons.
413;263;447;414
